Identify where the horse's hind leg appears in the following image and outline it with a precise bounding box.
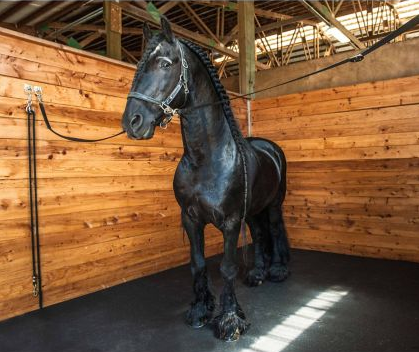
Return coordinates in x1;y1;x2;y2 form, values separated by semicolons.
267;199;290;282
244;211;269;287
182;212;215;328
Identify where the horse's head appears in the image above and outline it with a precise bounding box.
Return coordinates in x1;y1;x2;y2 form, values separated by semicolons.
122;17;188;140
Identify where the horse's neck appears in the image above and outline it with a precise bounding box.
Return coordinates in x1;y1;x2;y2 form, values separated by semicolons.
180;103;236;167
179;47;238;167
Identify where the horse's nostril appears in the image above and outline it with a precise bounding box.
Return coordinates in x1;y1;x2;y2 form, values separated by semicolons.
130;114;143;130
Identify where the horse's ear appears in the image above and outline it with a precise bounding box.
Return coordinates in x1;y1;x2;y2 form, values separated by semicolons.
143;22;152;41
160;16;174;43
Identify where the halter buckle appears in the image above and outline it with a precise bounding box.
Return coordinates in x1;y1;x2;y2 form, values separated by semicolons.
159;115;173;129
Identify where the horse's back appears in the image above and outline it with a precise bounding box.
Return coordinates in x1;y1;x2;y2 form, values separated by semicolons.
246;136;287;208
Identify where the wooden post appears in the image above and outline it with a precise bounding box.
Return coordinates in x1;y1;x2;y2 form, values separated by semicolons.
238;1;255;97
104;0;122;60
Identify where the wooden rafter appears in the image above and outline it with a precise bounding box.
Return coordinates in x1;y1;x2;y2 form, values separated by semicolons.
254;15;316;36
122;46;139;63
222;23;238;45
17;1;62;27
300;0;365;49
118;1;269;70
179;3;209;38
48;22;143;35
36;1;88;28
181;2;221;44
334;0;345;15
0;22;37;35
44;29;69;45
255;15;280;67
79;32;103;48
191;1;292;21
158;1;179;15
0;1;27;22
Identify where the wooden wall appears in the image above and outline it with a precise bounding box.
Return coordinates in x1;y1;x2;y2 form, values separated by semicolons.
0;28;248;321
252;75;419;262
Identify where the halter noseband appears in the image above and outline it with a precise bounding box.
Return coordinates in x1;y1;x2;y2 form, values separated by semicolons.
127;41;189;129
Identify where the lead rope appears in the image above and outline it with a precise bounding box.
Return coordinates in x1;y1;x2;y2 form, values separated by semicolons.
33;86;125;143
24;85;43;309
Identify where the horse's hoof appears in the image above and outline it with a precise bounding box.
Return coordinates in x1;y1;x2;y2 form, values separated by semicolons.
244;267;266;287
268;264;289;282
185;298;214;329
214;311;249;341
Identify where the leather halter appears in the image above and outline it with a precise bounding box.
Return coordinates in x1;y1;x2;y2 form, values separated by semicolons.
127;41;189;129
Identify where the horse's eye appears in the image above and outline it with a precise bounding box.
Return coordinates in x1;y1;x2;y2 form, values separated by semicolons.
159;60;171;69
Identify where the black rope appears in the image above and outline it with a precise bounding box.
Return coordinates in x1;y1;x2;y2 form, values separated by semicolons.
27;107;43;309
38;101;125;143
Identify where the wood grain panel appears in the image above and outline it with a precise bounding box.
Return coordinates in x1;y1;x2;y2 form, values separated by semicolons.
253;75;419;263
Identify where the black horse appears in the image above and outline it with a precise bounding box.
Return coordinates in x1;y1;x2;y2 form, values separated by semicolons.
122;17;290;341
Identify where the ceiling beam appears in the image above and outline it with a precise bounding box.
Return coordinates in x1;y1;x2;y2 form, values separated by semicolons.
131;1;147;10
36;1;88;28
181;2;221;44
43;29;69;45
118;2;269;70
227;14;316;42
48;22;143;35
191;1;292;21
122;46;139;64
79;32;102;48
179;3;211;40
0;22;37;35
300;0;365;49
0;1;27;22
255;14;316;35
17;1;62;27
158;1;179;15
222;23;238;45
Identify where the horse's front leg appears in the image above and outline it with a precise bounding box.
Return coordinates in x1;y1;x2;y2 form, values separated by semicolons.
182;211;215;328
214;220;249;341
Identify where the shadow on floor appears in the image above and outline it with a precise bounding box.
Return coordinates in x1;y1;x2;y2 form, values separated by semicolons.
1;249;419;352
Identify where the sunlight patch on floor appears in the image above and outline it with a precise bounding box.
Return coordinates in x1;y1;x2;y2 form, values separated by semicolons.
241;286;349;352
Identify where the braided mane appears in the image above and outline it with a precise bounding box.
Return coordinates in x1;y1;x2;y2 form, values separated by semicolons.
179;39;247;150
